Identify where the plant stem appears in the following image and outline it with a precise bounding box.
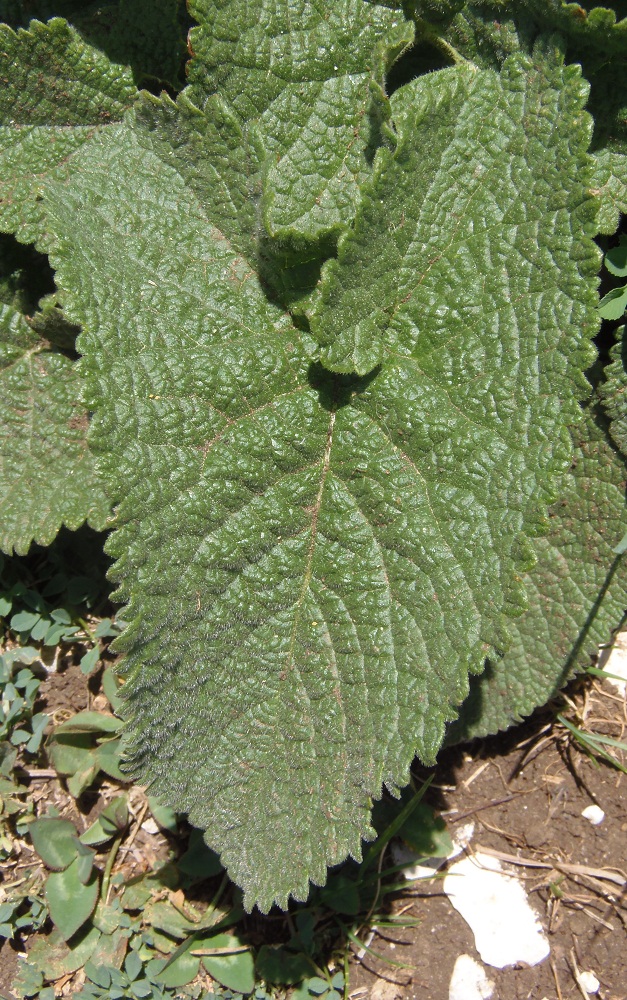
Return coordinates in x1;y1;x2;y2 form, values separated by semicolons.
101;833;123;904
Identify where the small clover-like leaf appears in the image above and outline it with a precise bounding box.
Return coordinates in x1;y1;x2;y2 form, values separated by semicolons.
599;285;627;320
606;236;627;277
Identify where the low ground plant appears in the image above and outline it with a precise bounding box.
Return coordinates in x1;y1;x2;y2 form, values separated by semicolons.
1;0;626;921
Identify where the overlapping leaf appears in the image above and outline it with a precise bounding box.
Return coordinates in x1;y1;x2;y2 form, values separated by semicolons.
414;1;626;233
312;43;598;379
186;0;414;244
37;39;600;909
592;150;627;235
0;18;137;241
0;302;109;554
0;0;187;88
600;327;627;457
449;404;627;741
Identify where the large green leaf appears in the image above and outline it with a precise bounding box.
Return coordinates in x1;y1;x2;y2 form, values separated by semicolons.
37;35;600;909
0;302;109;554
186;0;414;244
449;403;627;741
0;18;137;241
420;1;627;185
311;42;598;378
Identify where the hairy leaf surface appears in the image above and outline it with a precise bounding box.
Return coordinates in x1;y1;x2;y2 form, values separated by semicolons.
600;327;627;457
0;18;137;241
592;150;627;235
37;38;602;909
0;0;187;88
0;302;109;554
312;47;598;379
187;0;414;243
450;405;627;741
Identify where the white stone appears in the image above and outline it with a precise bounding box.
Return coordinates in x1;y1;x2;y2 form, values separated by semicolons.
449;955;494;1000
443;852;550;969
582;804;605;825
597;632;627;696
579;971;600;994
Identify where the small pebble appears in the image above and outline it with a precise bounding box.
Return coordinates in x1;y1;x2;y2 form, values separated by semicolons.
581;805;605;826
579;971;600;994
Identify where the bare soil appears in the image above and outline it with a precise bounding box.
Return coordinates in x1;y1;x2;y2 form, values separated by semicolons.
349;678;627;1000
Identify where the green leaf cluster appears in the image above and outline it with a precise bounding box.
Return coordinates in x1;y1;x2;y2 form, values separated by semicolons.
0;0;626;912
47;709;125;796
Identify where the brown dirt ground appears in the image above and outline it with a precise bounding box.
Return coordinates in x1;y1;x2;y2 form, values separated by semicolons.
348;678;627;1000
1;663;625;1000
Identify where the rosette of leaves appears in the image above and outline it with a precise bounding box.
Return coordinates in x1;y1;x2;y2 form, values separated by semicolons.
0;0;626;911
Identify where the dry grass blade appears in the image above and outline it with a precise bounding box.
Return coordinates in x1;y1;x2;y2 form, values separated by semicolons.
474;845;626;887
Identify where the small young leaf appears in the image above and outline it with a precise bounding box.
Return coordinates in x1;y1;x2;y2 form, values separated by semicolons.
125;948;143;982
605;237;627;277
10;610;41;633
75;842;96;885
130;980;154;998
95;618;120;639
80;646;101;676
146;952;200;988
319;875;361;916
25;713;49;754
67;762;101;798
303;976;329;995
30;616;52;642
147;796;178;833
85;963;112;989
53;711;122;735
98;796;129;835
47;735;95;776
45;858;99;940
599;285;627;320
29;817;79;870
102;666;124;714
201;933;255;994
96;738;126;781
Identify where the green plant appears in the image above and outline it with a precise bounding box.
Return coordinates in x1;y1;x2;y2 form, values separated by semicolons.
46;709;126;797
599;235;627;319
77;953;180;1000
0;648;48;751
1;0;626;911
